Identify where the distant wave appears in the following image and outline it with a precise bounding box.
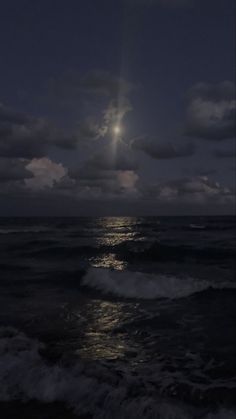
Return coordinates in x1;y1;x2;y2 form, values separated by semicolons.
189;224;206;230
26;244;100;258
82;268;236;300
0;327;235;419
116;240;236;261
6;238;235;262
0;227;50;234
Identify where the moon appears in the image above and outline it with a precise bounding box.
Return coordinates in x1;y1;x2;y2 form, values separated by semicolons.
113;125;122;136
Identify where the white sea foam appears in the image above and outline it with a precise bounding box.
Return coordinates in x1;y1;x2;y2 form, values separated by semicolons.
82;268;236;299
0;327;235;419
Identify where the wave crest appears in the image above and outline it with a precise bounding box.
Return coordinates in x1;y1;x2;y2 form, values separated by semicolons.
82;268;236;300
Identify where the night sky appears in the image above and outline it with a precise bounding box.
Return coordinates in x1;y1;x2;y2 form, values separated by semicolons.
0;0;235;215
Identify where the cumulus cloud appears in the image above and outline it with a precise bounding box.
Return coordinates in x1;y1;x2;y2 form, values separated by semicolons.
25;157;67;190
132;137;195;159
0;103;77;158
117;170;139;191
185;81;236;141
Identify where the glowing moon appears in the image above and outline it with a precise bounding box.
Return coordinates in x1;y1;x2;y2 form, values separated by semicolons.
113;125;122;135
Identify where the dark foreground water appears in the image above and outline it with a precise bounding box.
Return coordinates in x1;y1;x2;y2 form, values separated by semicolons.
0;216;235;419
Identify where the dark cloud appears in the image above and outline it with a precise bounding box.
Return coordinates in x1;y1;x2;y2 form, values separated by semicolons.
185;81;236;141
68;141;139;199
83;140;138;171
0;103;77;158
0;157;32;182
68;165;139;199
188;81;235;102
76;118;102;142
0;104;31;125
213;148;236;158
77;171;139;198
132;137;195;159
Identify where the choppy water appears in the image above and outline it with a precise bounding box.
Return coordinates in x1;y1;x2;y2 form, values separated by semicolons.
0;216;235;418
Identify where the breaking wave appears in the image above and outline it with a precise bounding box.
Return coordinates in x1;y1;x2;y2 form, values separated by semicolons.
0;327;235;419
82;268;236;300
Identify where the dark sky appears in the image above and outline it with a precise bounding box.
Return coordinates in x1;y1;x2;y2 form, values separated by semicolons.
0;0;235;215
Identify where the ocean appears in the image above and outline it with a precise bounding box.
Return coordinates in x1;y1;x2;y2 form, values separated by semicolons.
0;216;235;419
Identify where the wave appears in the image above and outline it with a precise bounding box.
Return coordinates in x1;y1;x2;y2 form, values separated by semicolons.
26;245;100;258
116;240;236;261
82;268;236;300
0;227;50;234
0;327;235;419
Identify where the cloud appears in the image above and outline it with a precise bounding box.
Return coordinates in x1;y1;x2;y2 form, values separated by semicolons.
68;141;139;199
0;99;129;155
25;157;67;190
185;81;236;141
0;103;77;158
75;118;102;142
142;176;235;205
132;137;195;159
68;168;139;199
0;104;31;125
0;157;32;182
48;71;134;142
213;148;236;158
117;170;139;191
183;166;217;177
77;99;132;141
82;140;138;171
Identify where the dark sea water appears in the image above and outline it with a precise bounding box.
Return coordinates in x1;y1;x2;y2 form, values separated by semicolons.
0;216;235;419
